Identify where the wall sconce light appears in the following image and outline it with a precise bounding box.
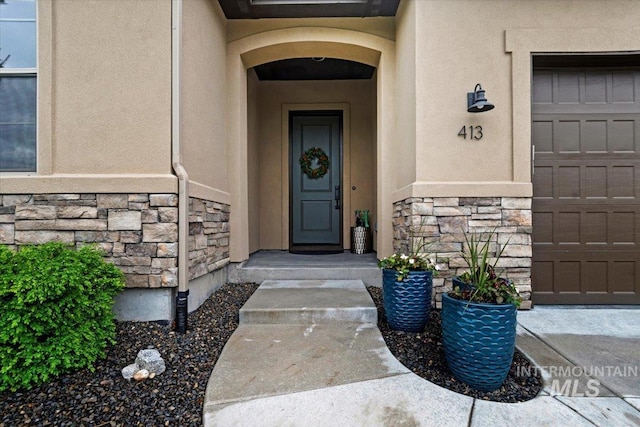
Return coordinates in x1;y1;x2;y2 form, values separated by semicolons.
467;84;494;113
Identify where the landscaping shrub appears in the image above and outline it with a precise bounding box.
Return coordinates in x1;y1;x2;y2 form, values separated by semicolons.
0;242;125;391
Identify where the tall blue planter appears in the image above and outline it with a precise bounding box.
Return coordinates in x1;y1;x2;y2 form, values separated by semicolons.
452;275;474;292
441;292;517;391
382;269;433;332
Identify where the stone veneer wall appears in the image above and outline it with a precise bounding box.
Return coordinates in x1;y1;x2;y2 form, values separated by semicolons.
0;194;232;290
0;193;179;288
188;197;230;280
393;197;533;309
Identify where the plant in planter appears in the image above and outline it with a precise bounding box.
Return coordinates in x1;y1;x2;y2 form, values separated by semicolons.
378;236;438;332
441;228;522;391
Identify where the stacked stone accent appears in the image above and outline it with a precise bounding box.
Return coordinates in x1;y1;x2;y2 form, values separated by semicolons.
0;193;179;288
188;197;230;280
393;197;532;309
0;193;233;290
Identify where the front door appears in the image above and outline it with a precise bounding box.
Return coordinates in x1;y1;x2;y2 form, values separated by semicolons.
290;112;342;252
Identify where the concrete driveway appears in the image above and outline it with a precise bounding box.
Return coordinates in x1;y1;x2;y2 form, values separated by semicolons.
516;306;640;425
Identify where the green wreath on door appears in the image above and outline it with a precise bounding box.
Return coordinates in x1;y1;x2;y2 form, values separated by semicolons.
299;147;330;180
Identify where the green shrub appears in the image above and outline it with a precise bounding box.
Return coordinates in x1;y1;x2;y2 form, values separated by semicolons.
0;242;125;392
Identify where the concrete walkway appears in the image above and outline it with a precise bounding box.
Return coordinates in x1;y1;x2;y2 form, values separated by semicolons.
203;280;640;426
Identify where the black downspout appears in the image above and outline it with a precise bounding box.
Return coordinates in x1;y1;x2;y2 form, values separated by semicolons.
176;290;189;334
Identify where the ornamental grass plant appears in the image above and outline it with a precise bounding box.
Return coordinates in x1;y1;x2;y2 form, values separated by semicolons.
451;228;521;307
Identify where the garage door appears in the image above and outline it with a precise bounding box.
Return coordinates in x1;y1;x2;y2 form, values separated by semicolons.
532;65;640;304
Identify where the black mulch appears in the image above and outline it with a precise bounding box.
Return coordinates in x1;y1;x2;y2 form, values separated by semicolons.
1;282;542;427
367;286;542;403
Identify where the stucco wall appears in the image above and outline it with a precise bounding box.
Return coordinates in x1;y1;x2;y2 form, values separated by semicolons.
393;0;417;191
402;0;640;194
254;79;376;250
2;0;175;194
227;17;395;43
247;70;261;254
50;0;171;176
181;0;230;203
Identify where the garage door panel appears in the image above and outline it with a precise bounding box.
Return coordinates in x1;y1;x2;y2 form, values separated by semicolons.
585;72;607;103
584;211;608;243
556;212;581;243
533;166;553;198
532;211;553;243
556;166;580;197
583;120;608;152
610;166;635;197
532;205;639;245
532;261;554;292
558;72;581;103
533;121;553;152
533;116;638;153
557;261;581;292
612;72;635;103
533;71;553;103
532;249;640;303
612;261;635;292
533;67;640;304
583;166;607;197
555;121;581;152
609;211;636;244
609;120;635;152
585;261;608;292
534;161;640;200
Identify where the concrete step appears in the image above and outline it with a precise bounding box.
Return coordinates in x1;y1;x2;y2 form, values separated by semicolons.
231;265;382;287
228;251;382;287
239;280;378;325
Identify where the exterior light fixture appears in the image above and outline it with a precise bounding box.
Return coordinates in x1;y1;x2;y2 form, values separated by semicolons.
467;83;495;113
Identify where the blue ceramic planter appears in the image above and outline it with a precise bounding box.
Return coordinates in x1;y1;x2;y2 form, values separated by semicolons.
382;269;433;332
452;275;475;292
441;292;517;391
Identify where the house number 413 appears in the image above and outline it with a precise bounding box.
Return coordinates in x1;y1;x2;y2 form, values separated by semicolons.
458;125;483;140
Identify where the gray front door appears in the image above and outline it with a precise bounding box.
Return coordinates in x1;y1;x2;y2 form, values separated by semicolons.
290;113;342;251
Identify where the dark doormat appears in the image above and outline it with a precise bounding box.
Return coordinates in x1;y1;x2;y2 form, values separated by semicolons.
289;245;344;255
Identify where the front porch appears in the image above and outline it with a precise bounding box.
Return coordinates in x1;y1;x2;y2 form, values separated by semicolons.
228;250;381;286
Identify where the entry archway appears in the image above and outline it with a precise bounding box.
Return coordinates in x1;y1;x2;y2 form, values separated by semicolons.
227;28;396;262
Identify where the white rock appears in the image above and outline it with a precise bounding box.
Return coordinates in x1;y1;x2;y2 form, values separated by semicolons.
133;369;150;381
121;363;138;380
136;349;166;375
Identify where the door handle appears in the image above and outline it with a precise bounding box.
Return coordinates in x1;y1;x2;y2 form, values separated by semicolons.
335;185;340;210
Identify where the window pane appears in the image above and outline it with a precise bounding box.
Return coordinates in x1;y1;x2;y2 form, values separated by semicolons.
0;123;36;171
0;0;36;20
0;75;36;171
0;0;36;68
0;21;36;68
0;74;35;121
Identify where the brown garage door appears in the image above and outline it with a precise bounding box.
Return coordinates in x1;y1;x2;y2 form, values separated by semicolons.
532;66;640;304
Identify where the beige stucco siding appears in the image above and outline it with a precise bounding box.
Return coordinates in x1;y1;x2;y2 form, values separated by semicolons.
51;0;171;175
2;0;174;194
394;0;417;190
255;80;376;250
181;0;230;203
405;0;640;190
227;17;395;43
247;70;261;254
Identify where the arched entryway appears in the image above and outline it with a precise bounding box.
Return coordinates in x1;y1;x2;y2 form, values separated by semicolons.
227;28;396;262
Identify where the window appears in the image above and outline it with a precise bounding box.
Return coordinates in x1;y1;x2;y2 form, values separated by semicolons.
0;0;36;172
